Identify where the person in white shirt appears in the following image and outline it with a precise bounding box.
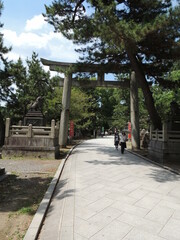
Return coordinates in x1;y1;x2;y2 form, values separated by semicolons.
120;132;127;154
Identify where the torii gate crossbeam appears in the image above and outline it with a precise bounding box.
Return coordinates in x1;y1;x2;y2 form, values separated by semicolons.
41;58;140;149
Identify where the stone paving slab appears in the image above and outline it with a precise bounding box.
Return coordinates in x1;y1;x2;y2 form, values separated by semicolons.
35;136;180;240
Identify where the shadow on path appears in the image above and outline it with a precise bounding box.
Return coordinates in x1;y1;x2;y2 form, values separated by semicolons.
80;141;180;184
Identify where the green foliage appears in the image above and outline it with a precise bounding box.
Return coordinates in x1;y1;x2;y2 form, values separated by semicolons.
112;88;130;130
70;87;95;131
44;0;180;73
0;1;12;102
5;58;27;120
45;84;63;123
26;52;51;99
170;70;180;82
110;85;149;130
153;60;180;121
1;0;179;132
3;52;52;123
168;61;180;82
44;0;180;129
93;88;116;130
152;85;180;120
18;206;36;215
45;85;96;133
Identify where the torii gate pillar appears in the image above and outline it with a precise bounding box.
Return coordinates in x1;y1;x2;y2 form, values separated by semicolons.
59;73;72;147
40;58;140;148
130;71;140;149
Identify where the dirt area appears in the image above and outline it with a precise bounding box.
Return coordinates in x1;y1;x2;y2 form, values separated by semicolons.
0;146;72;240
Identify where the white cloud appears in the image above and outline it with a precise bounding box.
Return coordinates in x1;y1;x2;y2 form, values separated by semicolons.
2;31;79;64
2;14;79;63
3;27;69;47
48;39;79;61
25;15;47;31
3;29;49;48
5;51;22;61
3;29;78;58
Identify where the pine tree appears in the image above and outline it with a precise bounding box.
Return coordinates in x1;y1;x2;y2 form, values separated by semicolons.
44;0;180;129
5;58;27;121
5;53;52;123
26;52;51;100
0;1;12;103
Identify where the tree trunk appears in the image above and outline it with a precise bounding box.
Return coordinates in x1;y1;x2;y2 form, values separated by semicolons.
126;47;162;130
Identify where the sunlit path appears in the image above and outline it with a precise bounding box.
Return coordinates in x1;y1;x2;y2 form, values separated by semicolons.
39;136;180;240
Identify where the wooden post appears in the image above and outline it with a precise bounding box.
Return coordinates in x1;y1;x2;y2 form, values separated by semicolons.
130;71;140;149
5;118;10;138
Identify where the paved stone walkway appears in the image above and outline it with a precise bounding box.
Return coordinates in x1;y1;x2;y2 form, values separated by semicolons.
38;136;180;240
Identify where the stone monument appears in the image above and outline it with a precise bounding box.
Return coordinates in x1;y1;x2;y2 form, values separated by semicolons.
2;97;60;159
24;96;44;126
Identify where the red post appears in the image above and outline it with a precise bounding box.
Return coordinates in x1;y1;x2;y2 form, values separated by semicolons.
128;122;131;140
69;121;74;138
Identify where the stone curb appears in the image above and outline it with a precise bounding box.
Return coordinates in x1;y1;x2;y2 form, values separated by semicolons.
127;149;180;176
23;145;77;240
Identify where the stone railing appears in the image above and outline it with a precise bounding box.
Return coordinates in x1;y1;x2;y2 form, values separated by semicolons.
2;118;60;159
5;118;59;139
149;122;180;163
150;122;180;142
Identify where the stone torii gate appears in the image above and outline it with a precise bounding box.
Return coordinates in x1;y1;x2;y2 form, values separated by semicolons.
41;58;140;149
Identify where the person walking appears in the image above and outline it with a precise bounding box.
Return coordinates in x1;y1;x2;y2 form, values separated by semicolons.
114;131;120;150
120;132;127;154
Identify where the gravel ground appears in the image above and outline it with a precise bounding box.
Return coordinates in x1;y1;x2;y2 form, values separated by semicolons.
0;158;61;175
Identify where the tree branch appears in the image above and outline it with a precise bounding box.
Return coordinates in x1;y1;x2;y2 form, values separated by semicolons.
72;0;85;23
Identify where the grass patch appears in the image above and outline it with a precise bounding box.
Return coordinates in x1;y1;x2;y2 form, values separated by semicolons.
18;206;36;215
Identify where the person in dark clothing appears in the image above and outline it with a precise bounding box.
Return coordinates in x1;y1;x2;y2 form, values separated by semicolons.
114;131;120;150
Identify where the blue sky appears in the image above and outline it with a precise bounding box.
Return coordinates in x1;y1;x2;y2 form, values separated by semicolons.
1;0;79;64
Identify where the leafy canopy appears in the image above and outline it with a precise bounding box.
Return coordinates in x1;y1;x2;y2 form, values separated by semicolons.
44;0;180;83
0;1;12;103
44;0;180;129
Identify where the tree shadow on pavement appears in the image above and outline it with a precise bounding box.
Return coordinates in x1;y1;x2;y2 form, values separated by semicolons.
146;167;180;183
84;145;180;183
53;178;76;200
44;178;75;216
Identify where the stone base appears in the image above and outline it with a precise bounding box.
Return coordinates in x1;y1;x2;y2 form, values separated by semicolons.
24;110;44;126
2;147;59;159
148;140;180;164
2;137;60;159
